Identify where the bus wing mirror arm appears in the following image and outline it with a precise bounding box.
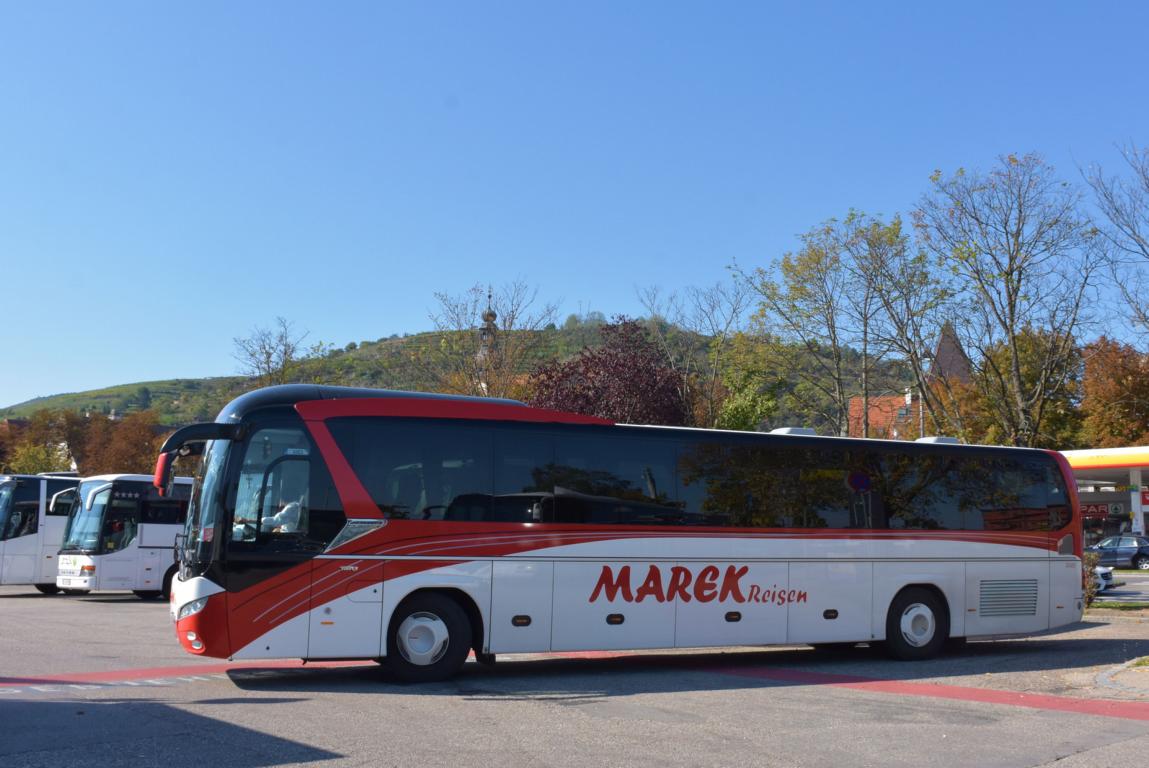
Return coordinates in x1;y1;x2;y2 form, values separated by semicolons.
154;422;240;496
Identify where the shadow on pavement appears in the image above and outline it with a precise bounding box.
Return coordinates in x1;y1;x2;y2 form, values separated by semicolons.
0;698;342;767
222;628;1149;698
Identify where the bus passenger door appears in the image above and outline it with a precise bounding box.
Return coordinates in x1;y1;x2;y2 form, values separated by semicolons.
37;481;76;585
98;495;142;589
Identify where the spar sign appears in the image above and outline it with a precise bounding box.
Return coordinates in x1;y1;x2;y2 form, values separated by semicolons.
588;564;808;606
1081;503;1125;520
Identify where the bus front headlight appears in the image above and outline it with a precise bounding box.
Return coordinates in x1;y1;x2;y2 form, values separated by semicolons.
177;597;208;621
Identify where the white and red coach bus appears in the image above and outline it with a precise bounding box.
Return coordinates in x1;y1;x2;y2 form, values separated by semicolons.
155;385;1084;682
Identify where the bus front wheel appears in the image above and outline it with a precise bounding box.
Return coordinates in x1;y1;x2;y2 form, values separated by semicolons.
385;593;472;683
884;587;949;661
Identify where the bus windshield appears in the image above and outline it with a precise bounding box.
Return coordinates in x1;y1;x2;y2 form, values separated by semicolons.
62;481;112;552
182;439;229;575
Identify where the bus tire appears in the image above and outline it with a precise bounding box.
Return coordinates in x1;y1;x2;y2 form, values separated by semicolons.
62;589;89;596
34;584;60;596
133;590;163;600
385;593;472;683
884;587;948;661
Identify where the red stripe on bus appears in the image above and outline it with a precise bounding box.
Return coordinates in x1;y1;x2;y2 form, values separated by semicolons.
303;417;384;520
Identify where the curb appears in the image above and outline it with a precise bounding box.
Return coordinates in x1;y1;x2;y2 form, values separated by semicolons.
1096;659;1149;697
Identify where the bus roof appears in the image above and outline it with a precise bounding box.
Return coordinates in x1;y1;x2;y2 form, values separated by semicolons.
78;474;193;484
215;384;526;423
0;474;78;482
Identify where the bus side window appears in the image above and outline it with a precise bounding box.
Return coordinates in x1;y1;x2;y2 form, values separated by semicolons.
141;500;183;525
547;434;678;525
12;502;39;537
491;426;555;523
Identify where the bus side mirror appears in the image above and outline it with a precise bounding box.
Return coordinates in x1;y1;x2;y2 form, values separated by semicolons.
154;451;176;497
49;488;77;515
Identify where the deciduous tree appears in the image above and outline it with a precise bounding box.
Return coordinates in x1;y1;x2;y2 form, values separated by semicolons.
425;282;558;399
914;154;1100;446
233;317;310;387
1086;144;1149;334
1080;337;1149;448
528;318;687;425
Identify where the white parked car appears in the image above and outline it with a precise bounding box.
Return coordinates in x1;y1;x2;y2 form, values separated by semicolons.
1093;565;1115;592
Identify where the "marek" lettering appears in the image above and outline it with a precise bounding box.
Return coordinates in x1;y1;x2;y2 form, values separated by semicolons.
588;564;808;605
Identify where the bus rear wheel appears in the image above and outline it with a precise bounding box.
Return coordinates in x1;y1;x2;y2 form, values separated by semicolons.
884;587;949;661
34;584;60;596
133;590;163;600
385;593;472;683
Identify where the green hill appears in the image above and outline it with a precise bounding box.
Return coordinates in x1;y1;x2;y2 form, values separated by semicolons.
2;321;912;433
0;324;615;426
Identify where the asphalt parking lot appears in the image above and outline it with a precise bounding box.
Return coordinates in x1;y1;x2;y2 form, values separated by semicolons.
1;585;1148;768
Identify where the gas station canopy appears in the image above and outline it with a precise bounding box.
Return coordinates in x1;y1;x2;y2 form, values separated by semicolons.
1061;447;1149;540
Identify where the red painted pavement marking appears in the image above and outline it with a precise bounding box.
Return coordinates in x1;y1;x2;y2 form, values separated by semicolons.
8;651;1149;724
721;666;1149;723
542;651;1149;724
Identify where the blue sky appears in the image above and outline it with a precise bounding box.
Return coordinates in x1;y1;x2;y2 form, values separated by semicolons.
2;2;1146;408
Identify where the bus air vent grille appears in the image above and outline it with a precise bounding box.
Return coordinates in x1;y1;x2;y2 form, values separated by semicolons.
979;579;1039;616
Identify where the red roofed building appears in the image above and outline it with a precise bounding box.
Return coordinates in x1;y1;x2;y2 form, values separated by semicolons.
848;392;917;440
848;324;972;439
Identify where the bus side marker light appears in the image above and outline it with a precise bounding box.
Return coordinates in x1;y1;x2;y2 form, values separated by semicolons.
512;615;532;627
823;610;838;620
606;614;625;625
725;612;742;623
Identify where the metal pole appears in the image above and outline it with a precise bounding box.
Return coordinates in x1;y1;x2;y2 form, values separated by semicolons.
1131;468;1145;536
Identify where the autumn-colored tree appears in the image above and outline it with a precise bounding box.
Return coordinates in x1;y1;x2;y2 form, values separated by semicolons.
2;410;73;473
528;318;687;425
83;412;164;475
915;154;1100;447
80;416;114;475
1080;337;1149;448
950;328;1083;449
713;332;781;431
